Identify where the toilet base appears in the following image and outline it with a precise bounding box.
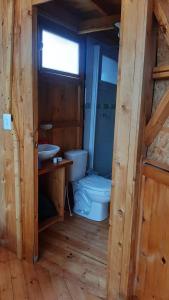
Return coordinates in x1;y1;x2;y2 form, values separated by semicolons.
73;201;109;222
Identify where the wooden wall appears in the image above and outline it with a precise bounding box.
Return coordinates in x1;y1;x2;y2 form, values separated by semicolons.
133;2;169;299
2;0;169;299
134;163;169;299
38;74;83;153
0;0;35;261
0;0;17;254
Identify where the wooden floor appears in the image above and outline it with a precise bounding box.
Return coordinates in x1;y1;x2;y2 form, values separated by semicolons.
0;215;108;300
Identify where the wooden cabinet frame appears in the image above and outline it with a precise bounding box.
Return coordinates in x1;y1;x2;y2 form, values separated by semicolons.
0;0;157;299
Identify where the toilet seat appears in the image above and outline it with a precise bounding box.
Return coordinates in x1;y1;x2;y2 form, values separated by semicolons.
75;174;112;205
78;174;112;193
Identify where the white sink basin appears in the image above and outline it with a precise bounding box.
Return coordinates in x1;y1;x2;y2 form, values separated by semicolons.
38;144;60;161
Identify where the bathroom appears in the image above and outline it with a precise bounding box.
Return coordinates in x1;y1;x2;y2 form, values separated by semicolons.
36;1;119;298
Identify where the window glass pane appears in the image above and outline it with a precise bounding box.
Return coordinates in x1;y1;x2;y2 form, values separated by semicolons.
101;55;118;84
42;30;79;75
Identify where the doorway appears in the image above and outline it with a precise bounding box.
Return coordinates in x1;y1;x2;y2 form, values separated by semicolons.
33;1;120;299
5;0;152;299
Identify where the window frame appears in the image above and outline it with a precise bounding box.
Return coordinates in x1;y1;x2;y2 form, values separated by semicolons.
38;16;84;80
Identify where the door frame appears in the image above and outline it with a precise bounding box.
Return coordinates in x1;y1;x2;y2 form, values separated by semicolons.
88;45;100;170
10;0;156;298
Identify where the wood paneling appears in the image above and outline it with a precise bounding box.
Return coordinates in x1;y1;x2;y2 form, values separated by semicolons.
39;75;83;152
0;0;35;261
33;0;121;31
134;165;169;299
108;0;156;298
0;1;17;254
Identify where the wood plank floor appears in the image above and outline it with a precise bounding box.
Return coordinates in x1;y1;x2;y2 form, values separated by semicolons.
0;215;108;300
39;214;108;299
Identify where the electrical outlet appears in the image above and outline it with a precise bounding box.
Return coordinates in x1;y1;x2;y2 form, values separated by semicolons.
3;114;12;131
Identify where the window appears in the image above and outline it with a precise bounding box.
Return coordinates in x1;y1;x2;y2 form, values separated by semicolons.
101;55;118;85
41;30;80;76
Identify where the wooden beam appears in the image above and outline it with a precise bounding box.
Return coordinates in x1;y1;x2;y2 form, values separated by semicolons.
0;0;18;254
144;89;169;146
143;158;169;173
13;0;35;261
90;0;107;16
78;15;120;34
92;0;120;15
32;6;39;262
153;65;169;79
32;0;53;5
108;0;156;298
154;65;169;73
142;163;169;186
154;0;169;47
153;71;169;79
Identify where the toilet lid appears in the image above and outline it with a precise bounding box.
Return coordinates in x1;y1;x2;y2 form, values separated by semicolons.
79;175;112;192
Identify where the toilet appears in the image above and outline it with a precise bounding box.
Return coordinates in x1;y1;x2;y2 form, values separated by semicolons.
64;150;112;221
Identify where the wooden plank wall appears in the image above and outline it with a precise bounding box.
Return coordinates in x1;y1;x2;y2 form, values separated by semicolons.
133;2;169;299
0;0;35;260
38;74;83;153
134;164;169;299
0;0;17;254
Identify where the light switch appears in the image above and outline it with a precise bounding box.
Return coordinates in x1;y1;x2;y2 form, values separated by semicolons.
3;114;12;131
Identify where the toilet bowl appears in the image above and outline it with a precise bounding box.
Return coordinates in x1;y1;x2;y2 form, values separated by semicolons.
64;150;112;221
73;175;112;221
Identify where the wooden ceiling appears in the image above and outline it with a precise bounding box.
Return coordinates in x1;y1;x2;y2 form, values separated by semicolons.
55;0;121;20
38;0;121;39
38;0;121;19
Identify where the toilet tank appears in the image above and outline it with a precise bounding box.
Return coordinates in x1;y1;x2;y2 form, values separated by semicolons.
64;150;88;182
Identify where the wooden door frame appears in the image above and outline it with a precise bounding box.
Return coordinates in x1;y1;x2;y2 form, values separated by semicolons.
107;0;157;298
10;0;156;298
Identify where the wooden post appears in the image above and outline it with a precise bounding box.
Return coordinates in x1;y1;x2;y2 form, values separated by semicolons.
0;0;18;254
12;0;35;261
108;0;156;298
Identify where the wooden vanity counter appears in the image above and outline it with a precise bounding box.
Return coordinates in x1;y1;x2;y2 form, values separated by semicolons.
38;159;73;176
38;159;73;232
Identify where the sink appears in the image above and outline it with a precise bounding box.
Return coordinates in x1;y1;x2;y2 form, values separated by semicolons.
38;144;60;161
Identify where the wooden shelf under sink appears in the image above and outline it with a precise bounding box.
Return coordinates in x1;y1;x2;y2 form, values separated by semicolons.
38;159;73;232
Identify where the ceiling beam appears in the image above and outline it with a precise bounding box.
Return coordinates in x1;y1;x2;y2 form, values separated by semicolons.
32;0;53;5
78;14;120;34
90;0;108;16
92;0;112;14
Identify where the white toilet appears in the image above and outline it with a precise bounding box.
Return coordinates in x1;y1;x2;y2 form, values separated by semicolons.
64;150;112;221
